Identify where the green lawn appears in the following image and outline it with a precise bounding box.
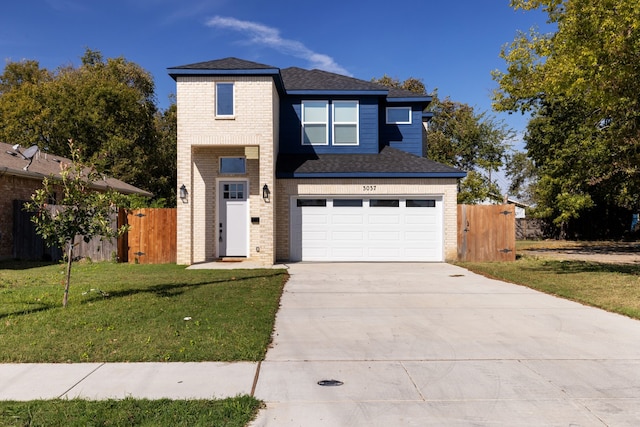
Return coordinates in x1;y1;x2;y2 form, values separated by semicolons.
0;261;287;363
459;254;640;320
0;261;285;426
0;396;261;427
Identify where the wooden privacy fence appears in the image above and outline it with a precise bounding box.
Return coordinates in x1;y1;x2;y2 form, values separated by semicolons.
123;208;176;264
457;204;516;262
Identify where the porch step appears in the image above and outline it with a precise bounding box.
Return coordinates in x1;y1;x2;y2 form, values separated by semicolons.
219;257;246;263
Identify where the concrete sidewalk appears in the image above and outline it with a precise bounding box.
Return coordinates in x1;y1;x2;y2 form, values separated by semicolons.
250;262;640;426
0;362;258;401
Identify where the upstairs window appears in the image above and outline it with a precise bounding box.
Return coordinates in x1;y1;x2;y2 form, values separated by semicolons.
302;101;328;145
386;107;412;124
216;82;234;117
333;101;359;145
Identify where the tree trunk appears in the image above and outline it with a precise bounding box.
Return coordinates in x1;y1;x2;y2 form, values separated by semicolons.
63;239;74;308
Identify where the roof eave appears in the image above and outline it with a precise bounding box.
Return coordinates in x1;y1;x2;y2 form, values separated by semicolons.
277;171;467;179
286;90;389;96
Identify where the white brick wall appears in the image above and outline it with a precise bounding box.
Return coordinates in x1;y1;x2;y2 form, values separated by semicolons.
176;76;277;265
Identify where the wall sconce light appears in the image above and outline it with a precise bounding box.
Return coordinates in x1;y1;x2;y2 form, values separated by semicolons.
179;184;188;202
262;184;271;202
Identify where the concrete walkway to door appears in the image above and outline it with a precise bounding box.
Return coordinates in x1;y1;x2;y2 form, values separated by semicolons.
250;262;640;426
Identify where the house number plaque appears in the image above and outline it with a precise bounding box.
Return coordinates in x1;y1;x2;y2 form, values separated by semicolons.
362;185;377;191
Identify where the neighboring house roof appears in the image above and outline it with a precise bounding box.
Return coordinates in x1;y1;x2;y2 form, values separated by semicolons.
0;142;153;197
277;146;466;179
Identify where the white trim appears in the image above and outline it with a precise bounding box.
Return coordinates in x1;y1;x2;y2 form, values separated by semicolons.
332;100;359;146
215;82;235;118
301;100;329;145
386;106;412;124
215;178;249;258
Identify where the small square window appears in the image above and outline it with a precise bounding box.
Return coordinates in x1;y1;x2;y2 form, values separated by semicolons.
220;157;246;174
386;107;412;124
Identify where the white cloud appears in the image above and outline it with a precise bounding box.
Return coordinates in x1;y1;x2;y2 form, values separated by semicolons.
206;16;351;76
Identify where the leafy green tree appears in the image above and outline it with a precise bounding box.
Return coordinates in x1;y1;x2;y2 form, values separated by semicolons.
25;141;129;307
493;0;640;231
372;76;513;203
0;49;177;204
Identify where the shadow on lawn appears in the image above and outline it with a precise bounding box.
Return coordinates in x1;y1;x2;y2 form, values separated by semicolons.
529;259;640;275
0;260;59;270
0;270;286;320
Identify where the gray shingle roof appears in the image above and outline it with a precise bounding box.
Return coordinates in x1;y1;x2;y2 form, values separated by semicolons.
0;142;153;196
277;146;466;178
281;67;387;92
168;57;277;70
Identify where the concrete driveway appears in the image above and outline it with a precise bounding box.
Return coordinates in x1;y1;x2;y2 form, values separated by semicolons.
251;262;640;426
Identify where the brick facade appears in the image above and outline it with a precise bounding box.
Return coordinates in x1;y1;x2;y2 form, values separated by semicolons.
176;75;278;265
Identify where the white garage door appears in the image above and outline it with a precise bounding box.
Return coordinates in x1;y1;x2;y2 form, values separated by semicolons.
290;197;443;262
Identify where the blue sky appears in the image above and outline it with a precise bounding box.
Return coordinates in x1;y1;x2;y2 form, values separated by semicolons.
2;1;551;151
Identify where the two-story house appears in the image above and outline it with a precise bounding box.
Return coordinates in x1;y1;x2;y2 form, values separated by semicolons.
168;57;465;266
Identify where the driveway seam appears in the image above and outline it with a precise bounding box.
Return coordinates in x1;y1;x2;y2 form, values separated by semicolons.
400;361;426;401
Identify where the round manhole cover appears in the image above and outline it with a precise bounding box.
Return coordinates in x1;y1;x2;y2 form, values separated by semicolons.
317;379;344;387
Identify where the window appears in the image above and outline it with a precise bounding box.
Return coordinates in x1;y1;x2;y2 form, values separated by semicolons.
216;83;234;117
333;199;363;207
297;199;327;207
370;199;400;207
223;183;245;200
302;101;328;145
220;157;246;174
333;101;359;145
386;107;412;124
407;199;436;208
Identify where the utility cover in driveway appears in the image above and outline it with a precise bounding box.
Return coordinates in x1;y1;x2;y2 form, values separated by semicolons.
290;197;443;261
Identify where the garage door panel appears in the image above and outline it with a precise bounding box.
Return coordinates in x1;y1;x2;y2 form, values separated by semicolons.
332;214;364;225
292;196;443;262
368;231;401;240
332;231;364;240
368;214;401;224
405;214;437;225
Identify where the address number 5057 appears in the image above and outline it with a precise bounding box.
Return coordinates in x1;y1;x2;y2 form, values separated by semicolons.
363;185;377;191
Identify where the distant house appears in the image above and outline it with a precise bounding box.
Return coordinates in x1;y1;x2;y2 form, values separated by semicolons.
169;57;466;266
0;141;152;260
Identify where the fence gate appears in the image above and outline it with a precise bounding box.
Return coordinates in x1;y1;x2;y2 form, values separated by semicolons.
457;204;516;262
126;208;176;264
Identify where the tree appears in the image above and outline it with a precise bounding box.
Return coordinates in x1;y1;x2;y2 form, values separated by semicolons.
493;0;640;231
0;49;176;204
25;141;129;307
372;76;513;203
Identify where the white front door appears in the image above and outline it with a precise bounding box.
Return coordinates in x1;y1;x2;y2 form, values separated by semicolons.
219;181;248;257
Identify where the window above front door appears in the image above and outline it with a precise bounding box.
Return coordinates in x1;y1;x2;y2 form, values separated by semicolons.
220;157;246;174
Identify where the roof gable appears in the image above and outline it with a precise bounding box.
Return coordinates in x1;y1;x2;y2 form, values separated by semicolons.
168;57;277;71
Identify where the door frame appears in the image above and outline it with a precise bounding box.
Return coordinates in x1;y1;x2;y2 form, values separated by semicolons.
215;177;250;258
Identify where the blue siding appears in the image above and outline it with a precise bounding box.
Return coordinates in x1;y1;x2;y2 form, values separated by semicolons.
380;103;424;157
279;96;379;154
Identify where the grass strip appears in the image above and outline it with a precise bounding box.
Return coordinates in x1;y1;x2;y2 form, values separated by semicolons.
0;395;260;427
459;255;640;320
